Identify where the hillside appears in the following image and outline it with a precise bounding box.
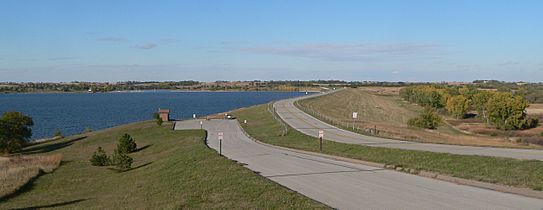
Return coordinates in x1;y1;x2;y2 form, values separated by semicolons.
0;121;325;209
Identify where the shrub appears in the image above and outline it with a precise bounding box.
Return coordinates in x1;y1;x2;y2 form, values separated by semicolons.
54;129;63;138
540;131;543;137
90;147;110;166
82;127;93;134
407;107;442;129
117;133;137;154
154;113;163;126
111;149;133;170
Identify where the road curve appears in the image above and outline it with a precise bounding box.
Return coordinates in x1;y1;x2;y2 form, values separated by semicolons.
175;119;543;210
274;94;543;161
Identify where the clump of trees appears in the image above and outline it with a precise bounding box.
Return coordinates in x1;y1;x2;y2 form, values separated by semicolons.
408;107;442;129
446;95;470;119
89;133;135;170
0;111;34;154
400;85;539;130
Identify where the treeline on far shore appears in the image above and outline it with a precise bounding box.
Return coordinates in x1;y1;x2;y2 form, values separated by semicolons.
2;80;543;103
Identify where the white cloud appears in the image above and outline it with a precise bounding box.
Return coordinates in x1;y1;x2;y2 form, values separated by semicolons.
133;43;157;50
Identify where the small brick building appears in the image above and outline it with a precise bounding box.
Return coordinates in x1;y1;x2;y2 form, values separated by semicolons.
158;109;170;122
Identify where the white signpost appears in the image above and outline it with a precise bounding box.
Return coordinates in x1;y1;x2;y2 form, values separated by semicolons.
318;130;324;151
199;121;203;129
352;112;358;130
218;132;224;155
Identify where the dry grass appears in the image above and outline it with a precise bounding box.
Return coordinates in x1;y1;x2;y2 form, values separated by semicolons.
527;104;543;115
0;154;62;198
299;87;543;149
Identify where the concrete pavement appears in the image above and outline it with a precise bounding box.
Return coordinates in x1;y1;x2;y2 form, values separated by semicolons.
274;95;543;161
175;119;543;210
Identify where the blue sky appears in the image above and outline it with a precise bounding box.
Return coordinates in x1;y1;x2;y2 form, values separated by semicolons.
1;0;542;82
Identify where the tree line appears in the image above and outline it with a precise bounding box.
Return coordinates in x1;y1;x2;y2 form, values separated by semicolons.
400;85;539;130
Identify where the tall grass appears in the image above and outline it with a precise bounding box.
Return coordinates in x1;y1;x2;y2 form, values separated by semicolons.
0;154;62;198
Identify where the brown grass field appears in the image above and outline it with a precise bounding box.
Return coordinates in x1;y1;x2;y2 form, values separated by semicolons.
527;104;543;115
299;87;543;149
0;154;62;198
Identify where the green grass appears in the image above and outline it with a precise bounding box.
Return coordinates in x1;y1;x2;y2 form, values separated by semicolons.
232;104;543;191
0;121;326;209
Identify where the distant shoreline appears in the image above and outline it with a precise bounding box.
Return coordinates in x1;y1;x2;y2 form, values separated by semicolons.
1;89;320;95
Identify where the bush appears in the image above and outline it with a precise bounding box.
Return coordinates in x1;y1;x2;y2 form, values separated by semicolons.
90;147;110;166
117;133;137;154
153;113;163;126
111;149;133;170
82;127;93;134
407;107;442;129
54;129;63;138
540;131;543;137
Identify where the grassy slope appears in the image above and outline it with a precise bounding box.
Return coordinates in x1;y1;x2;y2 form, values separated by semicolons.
232;104;543;191
0;121;326;209
298;88;541;148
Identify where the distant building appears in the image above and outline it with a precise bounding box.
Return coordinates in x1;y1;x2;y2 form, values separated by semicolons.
158;109;170;122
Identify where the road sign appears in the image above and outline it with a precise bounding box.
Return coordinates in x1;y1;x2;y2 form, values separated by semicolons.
352;112;358;119
218;132;224;140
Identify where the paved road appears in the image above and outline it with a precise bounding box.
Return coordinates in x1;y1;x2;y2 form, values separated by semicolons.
274;94;543;161
175;119;543;210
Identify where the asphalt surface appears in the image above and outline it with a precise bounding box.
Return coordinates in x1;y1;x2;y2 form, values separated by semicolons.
274;94;543;161
175;119;543;210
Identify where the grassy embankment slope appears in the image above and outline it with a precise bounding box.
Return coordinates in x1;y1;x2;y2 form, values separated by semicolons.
297;87;542;149
0;121;326;209
232;104;543;191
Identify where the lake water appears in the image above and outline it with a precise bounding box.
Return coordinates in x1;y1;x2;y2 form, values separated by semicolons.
0;91;306;140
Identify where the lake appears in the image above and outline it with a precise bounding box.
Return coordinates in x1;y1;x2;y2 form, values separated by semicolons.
0;91;307;140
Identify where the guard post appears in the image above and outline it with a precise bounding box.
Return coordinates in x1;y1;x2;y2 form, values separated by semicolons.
218;132;224;156
318;130;324;152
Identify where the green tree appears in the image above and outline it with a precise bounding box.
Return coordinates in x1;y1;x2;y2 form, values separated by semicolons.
407;107;442;129
472;91;492;123
485;92;536;130
446;95;470;119
111;149;133;170
90;147;111;166
0;111;34;154
117;133;137;154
